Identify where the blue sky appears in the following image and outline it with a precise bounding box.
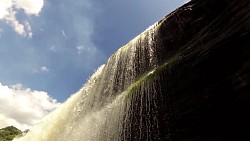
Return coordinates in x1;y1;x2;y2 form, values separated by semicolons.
0;0;189;130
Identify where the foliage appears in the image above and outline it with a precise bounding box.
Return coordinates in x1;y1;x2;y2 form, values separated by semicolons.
0;126;22;141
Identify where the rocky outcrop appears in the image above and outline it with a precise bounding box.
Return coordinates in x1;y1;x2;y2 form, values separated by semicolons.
123;0;250;140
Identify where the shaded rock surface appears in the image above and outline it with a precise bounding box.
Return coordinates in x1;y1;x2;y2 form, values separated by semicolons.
124;0;250;140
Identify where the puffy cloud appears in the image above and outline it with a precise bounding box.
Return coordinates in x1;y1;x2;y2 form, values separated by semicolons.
14;0;44;15
0;83;60;131
0;0;12;19
0;0;44;37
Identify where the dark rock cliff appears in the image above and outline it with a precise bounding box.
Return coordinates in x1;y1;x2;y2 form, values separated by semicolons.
123;0;250;140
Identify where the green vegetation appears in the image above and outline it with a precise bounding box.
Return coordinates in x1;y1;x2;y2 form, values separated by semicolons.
0;126;22;141
125;54;180;100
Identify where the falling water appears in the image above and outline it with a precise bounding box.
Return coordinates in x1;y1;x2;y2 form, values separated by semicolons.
14;18;176;141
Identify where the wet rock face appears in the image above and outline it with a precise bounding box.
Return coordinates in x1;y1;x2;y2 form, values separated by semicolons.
125;0;250;140
168;0;250;140
171;31;250;141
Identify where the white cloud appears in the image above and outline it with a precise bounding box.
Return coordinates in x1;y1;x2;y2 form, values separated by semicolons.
61;30;67;38
25;21;33;38
49;45;57;52
33;66;49;73
0;83;60;131
76;45;85;54
76;44;95;55
41;66;49;72
0;0;13;19
0;0;44;37
4;13;27;36
14;0;44;16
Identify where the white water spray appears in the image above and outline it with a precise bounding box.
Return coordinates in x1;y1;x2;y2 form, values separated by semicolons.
14;21;169;141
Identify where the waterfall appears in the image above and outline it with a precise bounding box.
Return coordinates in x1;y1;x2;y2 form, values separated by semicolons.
13;20;174;141
14;65;130;141
10;0;250;140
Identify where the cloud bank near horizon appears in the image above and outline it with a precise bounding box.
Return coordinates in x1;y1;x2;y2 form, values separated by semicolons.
0;83;60;131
